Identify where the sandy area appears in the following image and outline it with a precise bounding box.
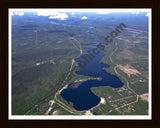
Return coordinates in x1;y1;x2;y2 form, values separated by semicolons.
52;110;59;115
100;97;106;105
140;93;149;102
117;64;141;77
85;110;93;115
56;41;62;43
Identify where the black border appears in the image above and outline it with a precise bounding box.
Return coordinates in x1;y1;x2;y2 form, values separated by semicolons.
1;0;160;128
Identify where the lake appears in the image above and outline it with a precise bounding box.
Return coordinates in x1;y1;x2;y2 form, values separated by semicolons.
60;42;124;111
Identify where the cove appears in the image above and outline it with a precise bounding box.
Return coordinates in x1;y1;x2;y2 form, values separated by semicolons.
60;43;124;111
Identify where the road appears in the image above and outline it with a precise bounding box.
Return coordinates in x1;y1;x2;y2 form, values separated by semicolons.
48;39;140;115
106;40;139;114
45;37;83;115
26;38;140;115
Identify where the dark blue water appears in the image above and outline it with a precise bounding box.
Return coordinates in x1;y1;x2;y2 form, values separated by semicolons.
60;44;124;111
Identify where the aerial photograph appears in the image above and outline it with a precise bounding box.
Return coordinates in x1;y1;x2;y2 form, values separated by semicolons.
9;9;151;119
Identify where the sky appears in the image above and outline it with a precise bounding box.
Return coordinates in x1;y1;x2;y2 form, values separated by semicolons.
9;9;151;20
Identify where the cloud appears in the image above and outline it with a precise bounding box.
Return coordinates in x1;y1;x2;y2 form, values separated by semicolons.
10;9;69;20
97;10;116;14
81;16;87;20
35;9;69;20
49;13;68;20
97;9;150;14
36;10;59;16
25;9;69;20
12;11;24;16
34;9;69;20
131;12;139;14
10;9;150;19
146;12;150;16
